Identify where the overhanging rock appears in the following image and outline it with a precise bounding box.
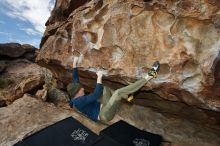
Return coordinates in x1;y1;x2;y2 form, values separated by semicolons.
37;0;220;111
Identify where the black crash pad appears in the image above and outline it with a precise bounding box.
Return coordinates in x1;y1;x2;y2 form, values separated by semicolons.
100;120;162;146
14;117;99;146
92;136;124;146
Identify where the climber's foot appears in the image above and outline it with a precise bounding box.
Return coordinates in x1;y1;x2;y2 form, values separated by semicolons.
148;61;160;78
127;94;134;102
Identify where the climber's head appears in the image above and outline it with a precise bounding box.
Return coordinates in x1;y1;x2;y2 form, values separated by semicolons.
74;87;85;98
67;83;85;98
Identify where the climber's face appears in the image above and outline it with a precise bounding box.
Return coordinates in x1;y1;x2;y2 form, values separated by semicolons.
75;88;85;98
79;88;85;96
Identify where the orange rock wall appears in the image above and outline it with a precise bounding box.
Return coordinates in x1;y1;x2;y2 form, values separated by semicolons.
37;0;220;111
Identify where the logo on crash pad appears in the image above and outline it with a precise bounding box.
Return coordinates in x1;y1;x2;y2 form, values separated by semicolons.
71;129;89;142
133;138;150;146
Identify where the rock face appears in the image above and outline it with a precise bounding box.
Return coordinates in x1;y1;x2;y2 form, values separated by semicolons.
35;1;220;145
0;59;45;104
37;0;220;112
0;43;46;106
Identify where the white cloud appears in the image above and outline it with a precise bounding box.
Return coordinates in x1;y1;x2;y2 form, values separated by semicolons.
20;28;41;36
0;0;55;34
28;39;41;48
0;31;40;47
0;31;12;36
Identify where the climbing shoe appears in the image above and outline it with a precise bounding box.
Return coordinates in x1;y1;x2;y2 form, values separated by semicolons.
127;95;134;102
148;61;160;78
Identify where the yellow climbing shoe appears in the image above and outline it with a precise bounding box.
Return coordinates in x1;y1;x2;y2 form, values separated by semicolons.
127;95;134;102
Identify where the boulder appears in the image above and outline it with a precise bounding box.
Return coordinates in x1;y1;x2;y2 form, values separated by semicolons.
37;0;220;111
41;0;90;48
0;59;46;104
0;43;36;60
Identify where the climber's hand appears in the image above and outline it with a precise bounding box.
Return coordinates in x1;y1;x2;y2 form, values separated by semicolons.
96;70;104;84
96;70;104;78
73;56;79;68
73;56;79;64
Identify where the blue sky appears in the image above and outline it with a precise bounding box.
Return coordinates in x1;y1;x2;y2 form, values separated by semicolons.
0;0;55;48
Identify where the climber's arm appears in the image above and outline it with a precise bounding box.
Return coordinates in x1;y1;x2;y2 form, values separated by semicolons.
70;71;104;108
70;84;103;108
72;57;79;83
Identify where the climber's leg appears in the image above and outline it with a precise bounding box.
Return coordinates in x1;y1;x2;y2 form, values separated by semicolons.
99;61;160;122
101;86;114;106
99;78;148;122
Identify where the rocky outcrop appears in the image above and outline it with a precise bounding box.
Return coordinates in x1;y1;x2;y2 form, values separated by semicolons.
0;43;36;61
41;0;91;48
0;43;47;106
0;59;46;105
37;0;220;111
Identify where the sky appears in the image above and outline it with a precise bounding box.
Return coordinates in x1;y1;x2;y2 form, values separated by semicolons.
0;0;55;48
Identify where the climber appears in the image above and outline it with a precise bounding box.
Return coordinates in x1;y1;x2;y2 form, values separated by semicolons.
68;57;160;122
